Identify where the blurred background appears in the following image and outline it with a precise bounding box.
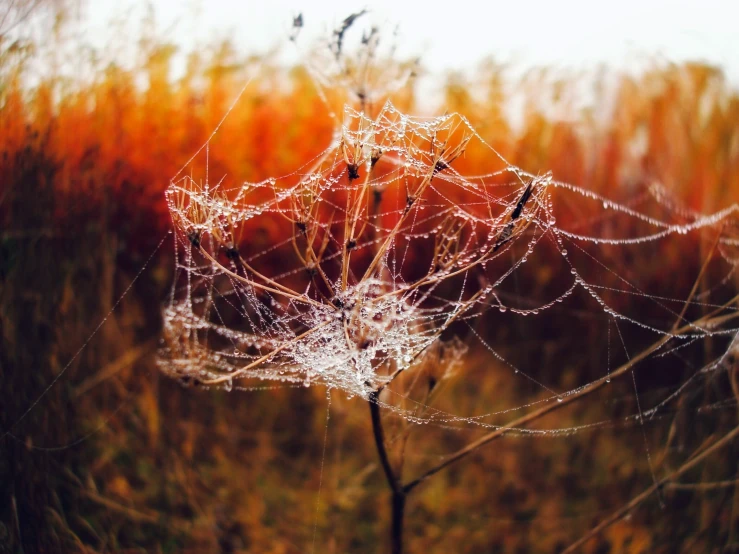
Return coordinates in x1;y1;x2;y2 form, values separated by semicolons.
2;1;739;552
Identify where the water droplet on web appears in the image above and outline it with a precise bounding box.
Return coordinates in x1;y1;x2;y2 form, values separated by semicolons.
156;80;739;444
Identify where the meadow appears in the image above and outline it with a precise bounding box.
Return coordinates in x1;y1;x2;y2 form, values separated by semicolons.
2;9;739;553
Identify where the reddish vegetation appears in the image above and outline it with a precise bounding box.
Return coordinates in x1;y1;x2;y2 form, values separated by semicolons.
2;45;738;239
2;30;739;553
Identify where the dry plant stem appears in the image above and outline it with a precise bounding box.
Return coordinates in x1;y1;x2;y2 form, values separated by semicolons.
380;289;486;390
403;304;739;493
375;223;525;305
669;225;723;334
369;390;405;554
667;479;739;491
72;341;154;398
369;288;485;552
80;488;188;532
199;248;325;309
290;209;336;298
342;166;374;291
658;230;724;466
203;319;334;385
728;354;739;546
561;423;739;553
360;166;438;282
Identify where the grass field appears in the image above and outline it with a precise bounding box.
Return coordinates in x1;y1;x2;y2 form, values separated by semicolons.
2;9;739;553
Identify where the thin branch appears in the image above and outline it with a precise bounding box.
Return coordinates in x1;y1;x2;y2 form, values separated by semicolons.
199;247;325;310
667;479;739;492
561;423;739;553
73;342;154;398
80;490;166;527
202;319;333;385
403;305;739;493
670;224;724;334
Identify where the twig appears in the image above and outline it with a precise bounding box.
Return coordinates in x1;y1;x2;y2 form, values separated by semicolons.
81;490;164;526
202;319;333;385
73;342;155;398
561;423;739;553
403;306;739;493
199;248;325;310
667;479;739;491
670;224;724;334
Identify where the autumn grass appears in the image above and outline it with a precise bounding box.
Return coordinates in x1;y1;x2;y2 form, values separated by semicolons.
2;22;739;553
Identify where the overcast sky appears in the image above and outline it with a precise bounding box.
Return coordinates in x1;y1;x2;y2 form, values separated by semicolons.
79;0;738;84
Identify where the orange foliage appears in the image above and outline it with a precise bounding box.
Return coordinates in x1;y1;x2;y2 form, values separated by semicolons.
2;46;738;255
3;35;739;553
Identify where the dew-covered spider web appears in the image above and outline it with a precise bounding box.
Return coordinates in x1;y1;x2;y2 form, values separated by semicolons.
158;13;739;452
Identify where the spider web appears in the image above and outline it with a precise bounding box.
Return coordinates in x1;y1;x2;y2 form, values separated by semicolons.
157;13;739;446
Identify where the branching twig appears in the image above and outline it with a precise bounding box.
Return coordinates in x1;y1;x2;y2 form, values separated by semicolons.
403;305;739;493
561;423;739;553
667;479;739;491
73;342;155;398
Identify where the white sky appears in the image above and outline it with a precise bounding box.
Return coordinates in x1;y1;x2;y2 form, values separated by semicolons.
79;0;738;84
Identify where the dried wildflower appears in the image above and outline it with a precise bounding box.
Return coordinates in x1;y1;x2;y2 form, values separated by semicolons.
159;101;547;400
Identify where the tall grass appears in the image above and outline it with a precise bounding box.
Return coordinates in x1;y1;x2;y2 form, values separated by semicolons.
2;12;739;553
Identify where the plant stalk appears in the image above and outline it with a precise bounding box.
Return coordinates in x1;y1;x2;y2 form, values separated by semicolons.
369;390;406;554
